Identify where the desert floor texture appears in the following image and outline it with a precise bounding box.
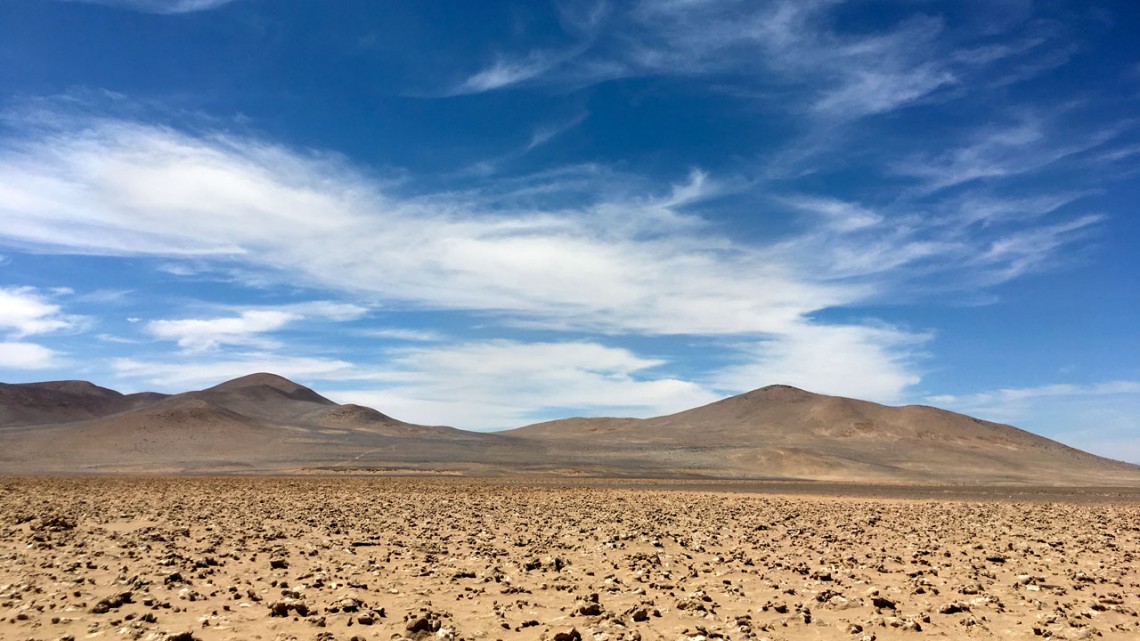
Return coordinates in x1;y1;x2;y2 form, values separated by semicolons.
2;478;1140;641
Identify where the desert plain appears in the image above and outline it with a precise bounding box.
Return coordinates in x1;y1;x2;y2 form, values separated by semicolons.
3;477;1140;641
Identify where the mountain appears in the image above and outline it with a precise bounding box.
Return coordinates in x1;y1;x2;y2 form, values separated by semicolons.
0;380;166;426
1;375;1138;484
0;373;518;475
505;384;1140;484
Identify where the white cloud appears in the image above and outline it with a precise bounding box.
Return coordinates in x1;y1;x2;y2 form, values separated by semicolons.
278;301;368;322
714;323;929;404
453;2;968;121
780;195;883;232
0;113;1110;406
973;214;1102;283
147;310;297;352
0;342;58;369
328;340;721;429
954;192;1088;227
455;53;562;94
57;0;239;14
927;381;1140;463
0;287;80;337
112;353;355;391
362;328;445;342
526;112;589;151
811;65;956;118
0;118;850;336
144;301;367;351
928;380;1140;409
896;115;1123;193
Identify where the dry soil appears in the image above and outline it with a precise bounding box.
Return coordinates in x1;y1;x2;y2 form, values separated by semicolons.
2;478;1139;641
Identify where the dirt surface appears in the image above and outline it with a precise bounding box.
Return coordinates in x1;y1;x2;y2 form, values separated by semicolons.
2;477;1139;641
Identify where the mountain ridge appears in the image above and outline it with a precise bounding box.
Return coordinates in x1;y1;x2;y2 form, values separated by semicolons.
1;373;1137;484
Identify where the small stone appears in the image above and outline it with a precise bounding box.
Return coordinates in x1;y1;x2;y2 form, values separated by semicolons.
939;602;969;615
552;629;582;641
578;603;602;616
872;597;896;610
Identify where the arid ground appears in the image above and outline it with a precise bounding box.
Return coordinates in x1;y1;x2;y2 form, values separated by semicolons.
3;478;1140;641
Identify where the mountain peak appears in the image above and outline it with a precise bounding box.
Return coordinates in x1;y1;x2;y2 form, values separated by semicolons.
726;384;820;404
17;379;124;397
207;372;305;392
754;384;814;395
204;373;334;405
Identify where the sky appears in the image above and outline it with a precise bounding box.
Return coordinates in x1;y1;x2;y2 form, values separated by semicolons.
1;1;1139;461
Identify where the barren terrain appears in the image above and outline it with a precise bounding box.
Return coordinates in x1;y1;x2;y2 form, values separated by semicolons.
3;478;1140;641
5;375;1140;484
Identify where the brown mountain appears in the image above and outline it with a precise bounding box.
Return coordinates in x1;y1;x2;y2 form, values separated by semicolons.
505;384;1140;485
1;375;1137;484
0;380;166;426
0;373;517;475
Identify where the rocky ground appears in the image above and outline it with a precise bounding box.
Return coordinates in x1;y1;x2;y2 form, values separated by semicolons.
1;477;1139;641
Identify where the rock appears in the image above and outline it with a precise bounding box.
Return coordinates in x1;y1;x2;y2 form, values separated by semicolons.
578;602;603;616
268;599;309;617
872;596;896;610
939;602;969;615
334;597;362;613
960;582;982;595
552;629;582;641
90;591;132;614
406;615;440;633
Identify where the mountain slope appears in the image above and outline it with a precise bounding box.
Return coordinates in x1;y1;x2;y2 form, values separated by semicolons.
0;373;516;474
505;385;1140;484
0;380;169;426
1;376;1138;484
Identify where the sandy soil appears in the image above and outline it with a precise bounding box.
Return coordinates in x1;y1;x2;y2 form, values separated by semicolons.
2;478;1139;641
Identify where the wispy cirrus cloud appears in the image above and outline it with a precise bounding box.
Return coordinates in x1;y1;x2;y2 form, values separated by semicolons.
894;113;1125;193
453;53;564;95
929;380;1140;408
526;112;589;152
928;381;1140;463
56;0;239;14
0;108;1115;406
450;0;1068;125
0;117;849;336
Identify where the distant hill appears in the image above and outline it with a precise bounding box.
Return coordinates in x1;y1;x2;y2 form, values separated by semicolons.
1;375;1138;485
505;384;1140;485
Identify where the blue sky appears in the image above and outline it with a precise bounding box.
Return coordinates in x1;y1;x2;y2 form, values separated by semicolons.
1;0;1139;460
